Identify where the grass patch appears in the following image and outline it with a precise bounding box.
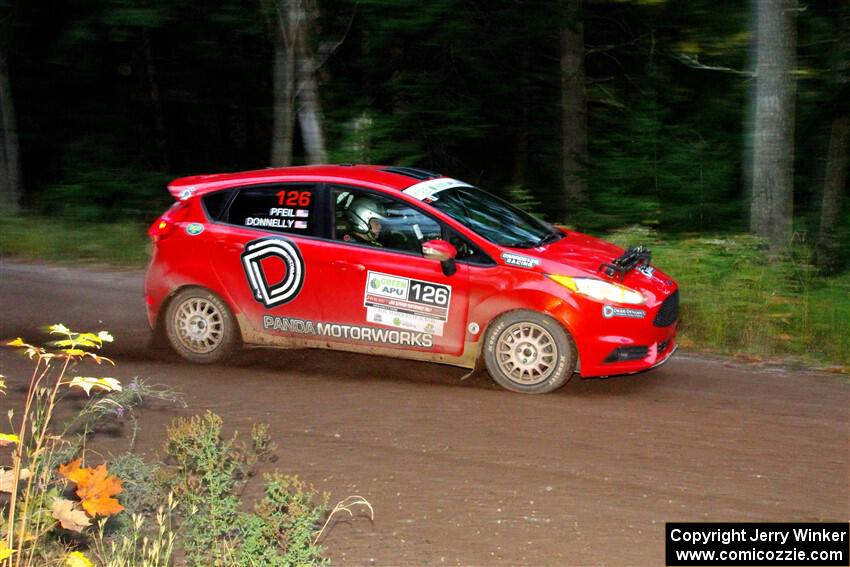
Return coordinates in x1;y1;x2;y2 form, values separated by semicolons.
0;212;150;267
608;227;850;369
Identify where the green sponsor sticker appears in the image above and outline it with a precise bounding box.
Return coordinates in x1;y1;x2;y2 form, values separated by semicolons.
186;223;204;236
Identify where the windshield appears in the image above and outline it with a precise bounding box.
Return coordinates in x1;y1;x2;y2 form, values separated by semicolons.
423;186;563;248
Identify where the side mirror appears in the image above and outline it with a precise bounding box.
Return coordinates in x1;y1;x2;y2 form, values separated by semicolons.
422;239;458;276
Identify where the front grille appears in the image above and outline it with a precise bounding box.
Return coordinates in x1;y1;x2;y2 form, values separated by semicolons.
603;346;650;363
653;290;679;327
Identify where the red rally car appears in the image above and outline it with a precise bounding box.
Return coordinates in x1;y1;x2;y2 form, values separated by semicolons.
144;164;679;394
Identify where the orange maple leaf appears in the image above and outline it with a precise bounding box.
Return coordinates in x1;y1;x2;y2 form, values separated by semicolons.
58;460;124;517
58;459;82;480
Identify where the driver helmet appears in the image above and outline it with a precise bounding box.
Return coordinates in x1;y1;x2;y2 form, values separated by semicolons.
347;196;387;235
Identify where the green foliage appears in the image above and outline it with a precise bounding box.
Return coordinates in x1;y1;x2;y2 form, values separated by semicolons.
0;211;149;266
164;412;329;566
105;453;162;519
231;474;329;567
503;185;543;218
3;327;356;566
608;227;850;367
92;495;178;567
164;412;243;564
584;101;742;232
1;326;167;567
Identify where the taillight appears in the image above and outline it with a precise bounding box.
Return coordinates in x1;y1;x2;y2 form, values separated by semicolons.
148;202;190;242
148;218;175;241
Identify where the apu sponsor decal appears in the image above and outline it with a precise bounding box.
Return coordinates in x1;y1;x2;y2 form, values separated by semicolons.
363;271;451;336
262;315;434;348
241;237;305;307
602;305;646;319
501;252;540;268
185;222;204;236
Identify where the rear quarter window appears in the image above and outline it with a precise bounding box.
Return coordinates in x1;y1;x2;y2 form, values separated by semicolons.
225;184;318;237
201;189;233;221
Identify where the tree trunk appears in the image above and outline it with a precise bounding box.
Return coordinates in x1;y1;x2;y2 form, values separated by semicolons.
141;28;169;170
814;0;850;272
742;0;759;206
750;0;798;253
560;0;588;207
270;2;296;167
512;12;530;188
0;51;21;213
294;0;327;164
814;116;849;271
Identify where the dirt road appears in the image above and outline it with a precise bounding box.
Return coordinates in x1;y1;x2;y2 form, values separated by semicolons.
1;260;847;566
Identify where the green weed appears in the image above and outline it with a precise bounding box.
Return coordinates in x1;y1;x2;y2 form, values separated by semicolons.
162;412;373;567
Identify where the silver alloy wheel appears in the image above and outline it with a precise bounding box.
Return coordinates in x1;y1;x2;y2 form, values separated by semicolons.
495;321;558;385
173;297;225;354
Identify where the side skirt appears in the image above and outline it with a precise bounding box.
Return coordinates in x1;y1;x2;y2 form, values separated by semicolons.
236;314;480;370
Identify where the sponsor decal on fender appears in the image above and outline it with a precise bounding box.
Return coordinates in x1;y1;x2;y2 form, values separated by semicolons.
363;271;451;336
602;305;646;319
262;315;434;348
501;252;540;268
185;222;204;236
241;237;305;307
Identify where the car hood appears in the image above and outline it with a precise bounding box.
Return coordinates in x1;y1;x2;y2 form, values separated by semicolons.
503;229;676;298
539;230;624;270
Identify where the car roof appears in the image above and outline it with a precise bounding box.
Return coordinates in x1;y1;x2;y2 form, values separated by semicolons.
167;164;445;200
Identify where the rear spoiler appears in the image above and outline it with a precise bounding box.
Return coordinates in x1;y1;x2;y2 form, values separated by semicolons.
167;182;199;201
599;246;652;281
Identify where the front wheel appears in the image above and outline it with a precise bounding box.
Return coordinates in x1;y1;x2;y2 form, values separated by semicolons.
164;287;237;363
483;310;577;394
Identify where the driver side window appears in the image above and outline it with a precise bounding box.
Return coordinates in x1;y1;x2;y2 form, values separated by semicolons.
332;187;441;255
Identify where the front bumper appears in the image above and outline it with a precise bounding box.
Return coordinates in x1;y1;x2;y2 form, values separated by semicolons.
578;329;678;377
561;288;680;378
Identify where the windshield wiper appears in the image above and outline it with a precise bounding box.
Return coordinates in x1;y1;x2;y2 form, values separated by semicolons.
537;231;564;246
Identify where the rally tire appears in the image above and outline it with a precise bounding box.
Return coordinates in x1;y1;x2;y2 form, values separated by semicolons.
164;287;237;364
483;310;576;394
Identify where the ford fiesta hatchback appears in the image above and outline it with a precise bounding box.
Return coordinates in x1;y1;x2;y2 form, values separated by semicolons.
144;164;679;393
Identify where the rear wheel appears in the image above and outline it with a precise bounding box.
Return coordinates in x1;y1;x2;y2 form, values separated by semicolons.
483;310;576;394
164;287;237;363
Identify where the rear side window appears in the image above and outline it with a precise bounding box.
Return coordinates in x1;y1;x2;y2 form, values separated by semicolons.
202;189;233;221
225;184;318;236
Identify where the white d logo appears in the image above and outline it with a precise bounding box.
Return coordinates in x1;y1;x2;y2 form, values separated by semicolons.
241;237;305;307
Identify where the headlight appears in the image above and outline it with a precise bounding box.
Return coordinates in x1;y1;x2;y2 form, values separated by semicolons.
548;275;645;305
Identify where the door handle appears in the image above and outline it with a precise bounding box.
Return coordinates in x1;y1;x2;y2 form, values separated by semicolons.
331;260;365;272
